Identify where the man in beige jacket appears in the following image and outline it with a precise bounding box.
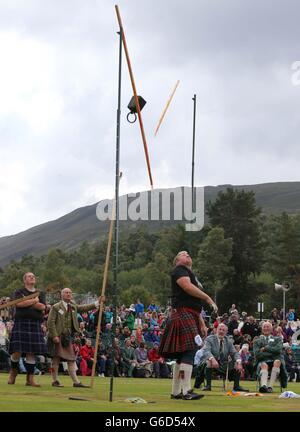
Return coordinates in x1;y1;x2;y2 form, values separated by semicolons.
47;287;103;388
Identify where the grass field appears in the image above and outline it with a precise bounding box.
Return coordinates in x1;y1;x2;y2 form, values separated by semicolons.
0;374;300;412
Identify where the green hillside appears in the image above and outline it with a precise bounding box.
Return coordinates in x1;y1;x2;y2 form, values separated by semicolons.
0;182;299;267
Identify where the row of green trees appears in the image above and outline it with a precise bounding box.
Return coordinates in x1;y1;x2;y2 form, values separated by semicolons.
0;188;299;315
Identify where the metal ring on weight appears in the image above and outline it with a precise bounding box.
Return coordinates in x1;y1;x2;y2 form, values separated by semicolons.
126;112;137;123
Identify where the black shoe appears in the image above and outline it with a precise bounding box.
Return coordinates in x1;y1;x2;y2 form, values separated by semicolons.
202;385;211;391
170;393;182;399
233;386;249;392
267;387;273;393
259;385;268;393
73;382;90;388
182;392;204;400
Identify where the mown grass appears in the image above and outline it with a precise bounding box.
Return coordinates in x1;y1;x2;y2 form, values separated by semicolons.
0;374;299;412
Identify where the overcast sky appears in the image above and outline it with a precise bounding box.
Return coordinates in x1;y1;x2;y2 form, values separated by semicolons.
0;0;299;236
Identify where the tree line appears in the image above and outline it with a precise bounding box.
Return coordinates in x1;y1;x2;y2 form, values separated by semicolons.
0;188;299;315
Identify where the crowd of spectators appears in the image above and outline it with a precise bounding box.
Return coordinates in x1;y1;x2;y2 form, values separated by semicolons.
0;296;300;382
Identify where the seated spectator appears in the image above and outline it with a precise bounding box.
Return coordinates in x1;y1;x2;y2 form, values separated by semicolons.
149;311;159;329
97;342;108;377
129;335;138;350
286;308;298;322
239;343;254;380
106;338;125;377
135;326;144;345
253;321;287;393
80;338;95;376
72;335;83;371
284;345;300;382
144;327;160;347
147;301;159;313
134;342;152;376
78;321;89;342
121;338;136;377
232;329;244;346
274;326;287;343
285;321;296;339
148;342;170;378
201;323;248;392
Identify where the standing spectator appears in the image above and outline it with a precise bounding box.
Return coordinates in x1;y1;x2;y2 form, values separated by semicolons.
269;308;280;322
104;306;113;325
228;314;239;335
47;287;102;388
241;316;260;339
229;304;238;315
124;307;135;332
8;272;47;387
134;298;144;317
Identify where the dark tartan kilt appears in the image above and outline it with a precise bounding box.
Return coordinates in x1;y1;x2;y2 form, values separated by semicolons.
158;307;201;358
9;319;47;355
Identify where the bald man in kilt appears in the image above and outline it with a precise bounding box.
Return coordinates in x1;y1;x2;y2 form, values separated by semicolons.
159;251;218;400
8;272;47;387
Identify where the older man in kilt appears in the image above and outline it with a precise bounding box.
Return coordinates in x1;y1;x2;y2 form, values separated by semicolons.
47;287;103;388
158;251;218;400
8;272;47;387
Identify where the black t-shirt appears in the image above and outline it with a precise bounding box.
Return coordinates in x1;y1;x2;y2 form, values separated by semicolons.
13;288;46;321
171;265;204;312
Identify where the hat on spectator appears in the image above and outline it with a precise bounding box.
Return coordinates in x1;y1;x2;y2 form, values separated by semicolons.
129;304;135;312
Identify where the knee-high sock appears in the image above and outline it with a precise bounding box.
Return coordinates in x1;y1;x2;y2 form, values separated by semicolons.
51;357;60;382
172;362;181;396
269;367;280;388
260;369;268;387
68;361;80;384
179;363;193;396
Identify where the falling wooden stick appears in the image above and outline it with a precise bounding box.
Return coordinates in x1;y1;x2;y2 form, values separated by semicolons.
154;80;180;136
115;4;154;189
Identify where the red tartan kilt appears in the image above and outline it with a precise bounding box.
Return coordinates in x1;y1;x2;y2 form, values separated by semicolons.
158;307;201;358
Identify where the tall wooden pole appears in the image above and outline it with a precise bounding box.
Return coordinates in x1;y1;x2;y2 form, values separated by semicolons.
90;205;115;388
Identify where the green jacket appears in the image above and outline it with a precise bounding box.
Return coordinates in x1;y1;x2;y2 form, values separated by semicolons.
47;300;96;339
253;335;283;363
253;334;288;388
